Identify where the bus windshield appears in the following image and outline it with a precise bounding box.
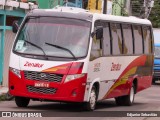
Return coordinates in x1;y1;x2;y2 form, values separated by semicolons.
13;17;91;59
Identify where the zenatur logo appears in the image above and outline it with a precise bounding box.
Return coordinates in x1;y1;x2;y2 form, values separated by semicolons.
24;61;44;68
111;62;122;71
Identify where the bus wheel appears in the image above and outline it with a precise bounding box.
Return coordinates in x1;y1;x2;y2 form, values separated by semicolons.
15;96;30;107
123;84;135;106
85;86;97;111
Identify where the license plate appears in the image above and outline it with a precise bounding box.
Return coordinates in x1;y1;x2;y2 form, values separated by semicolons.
34;82;49;88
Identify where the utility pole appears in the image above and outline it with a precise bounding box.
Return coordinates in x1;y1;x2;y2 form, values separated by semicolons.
103;0;107;14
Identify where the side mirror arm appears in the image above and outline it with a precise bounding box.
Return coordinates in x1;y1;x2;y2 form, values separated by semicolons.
91;31;96;38
12;21;19;33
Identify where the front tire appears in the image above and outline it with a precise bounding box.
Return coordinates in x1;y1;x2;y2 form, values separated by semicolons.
15;96;30;107
84;86;97;111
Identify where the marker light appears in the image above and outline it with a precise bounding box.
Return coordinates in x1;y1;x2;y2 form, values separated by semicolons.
65;74;85;83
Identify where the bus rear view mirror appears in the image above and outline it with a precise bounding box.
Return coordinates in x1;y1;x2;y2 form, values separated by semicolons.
12;21;19;33
96;28;103;40
91;28;103;40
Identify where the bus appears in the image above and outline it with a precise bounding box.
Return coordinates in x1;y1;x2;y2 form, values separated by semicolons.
9;7;154;111
153;29;160;83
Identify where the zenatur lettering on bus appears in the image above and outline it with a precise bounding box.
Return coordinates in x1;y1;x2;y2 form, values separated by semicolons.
111;62;122;71
24;61;44;68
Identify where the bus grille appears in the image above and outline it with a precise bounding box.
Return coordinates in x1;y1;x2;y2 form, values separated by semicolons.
27;86;57;94
24;71;63;83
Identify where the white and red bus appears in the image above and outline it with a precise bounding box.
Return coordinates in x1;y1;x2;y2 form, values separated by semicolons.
9;7;154;111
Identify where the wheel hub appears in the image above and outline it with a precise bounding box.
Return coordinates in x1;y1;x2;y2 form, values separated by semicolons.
90;90;96;109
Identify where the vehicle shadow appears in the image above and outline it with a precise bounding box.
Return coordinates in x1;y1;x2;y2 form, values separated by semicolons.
28;102;84;112
12;99;146;112
25;99;117;112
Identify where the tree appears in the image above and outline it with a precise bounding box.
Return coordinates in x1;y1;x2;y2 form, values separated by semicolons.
131;0;144;17
149;0;160;28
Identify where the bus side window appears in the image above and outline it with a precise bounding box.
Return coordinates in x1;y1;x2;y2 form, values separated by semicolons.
90;26;103;61
122;24;133;54
133;25;143;54
103;22;111;56
111;23;123;55
143;26;152;54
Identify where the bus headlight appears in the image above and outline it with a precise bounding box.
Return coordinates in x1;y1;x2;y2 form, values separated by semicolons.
65;74;85;83
9;67;21;78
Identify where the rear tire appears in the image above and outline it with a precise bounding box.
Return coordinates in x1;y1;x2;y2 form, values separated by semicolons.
123;84;135;106
84;86;97;111
115;96;123;106
115;84;135;106
15;96;30;107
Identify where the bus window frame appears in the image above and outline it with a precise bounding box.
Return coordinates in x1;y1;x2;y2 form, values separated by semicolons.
12;16;92;61
132;25;143;55
110;23;123;55
121;23;134;55
91;19;153;58
142;25;154;54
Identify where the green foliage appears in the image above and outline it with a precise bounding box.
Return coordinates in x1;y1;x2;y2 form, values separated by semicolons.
131;0;144;17
0;94;6;101
0;93;14;101
149;0;160;28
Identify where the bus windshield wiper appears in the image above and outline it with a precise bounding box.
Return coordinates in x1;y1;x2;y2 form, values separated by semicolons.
45;42;77;60
24;26;48;60
24;40;48;60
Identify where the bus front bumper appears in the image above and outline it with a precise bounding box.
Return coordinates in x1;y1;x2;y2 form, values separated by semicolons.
9;70;87;102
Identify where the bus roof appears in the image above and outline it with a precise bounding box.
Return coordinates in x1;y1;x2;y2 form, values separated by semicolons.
92;13;151;25
29;7;152;25
27;8;93;22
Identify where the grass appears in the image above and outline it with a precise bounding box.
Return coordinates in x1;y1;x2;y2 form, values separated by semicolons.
0;94;7;101
0;93;14;101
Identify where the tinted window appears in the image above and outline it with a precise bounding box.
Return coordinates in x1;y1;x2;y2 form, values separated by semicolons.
143;26;152;54
122;24;133;54
111;23;123;55
103;22;111;56
133;25;143;54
